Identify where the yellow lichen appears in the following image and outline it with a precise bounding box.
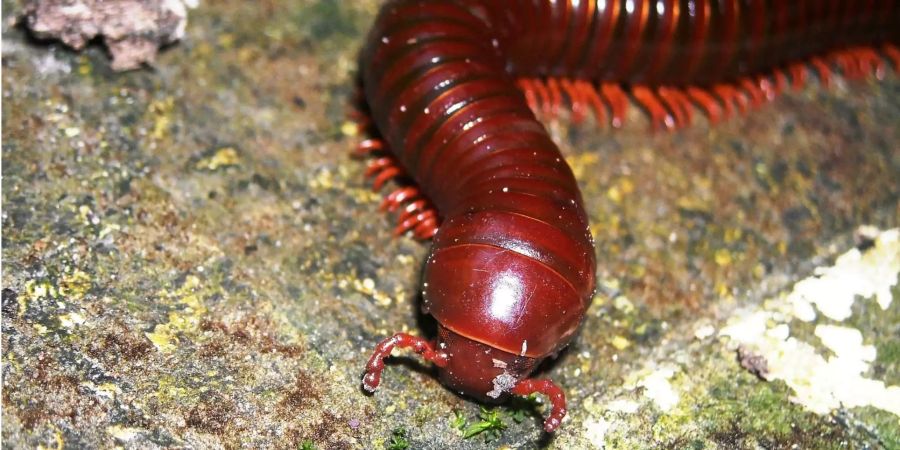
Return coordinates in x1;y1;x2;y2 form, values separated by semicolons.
217;33;235;48
60;269;92;300
613;296;635;314
714;248;733;266
309;167;337;189
147;98;175;140
154;375;193;405
196;147;241;171
146;323;177;352
341;121;358;137
565;152;601;180
609;335;631;350
607;177;635;204
25;279;57;301
144;275;212;353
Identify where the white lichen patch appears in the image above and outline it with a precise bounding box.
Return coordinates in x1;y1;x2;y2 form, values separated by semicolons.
720;227;900;417
606;398;640;414
584;417;613;448
788;228;899;322
693;323;716;340
81;381;122;400
106;425;144;442
580;395;642;448
815;325;876;363
625;367;680;412
58;311;86;328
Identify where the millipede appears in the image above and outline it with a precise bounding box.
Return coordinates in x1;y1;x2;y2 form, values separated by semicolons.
351;0;900;433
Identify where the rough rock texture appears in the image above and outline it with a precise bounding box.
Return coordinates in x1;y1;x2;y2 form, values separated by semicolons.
2;0;899;449
22;0;193;70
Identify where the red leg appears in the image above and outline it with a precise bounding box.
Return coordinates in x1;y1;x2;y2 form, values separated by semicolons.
517;78;540;115
546;78;563;118
413;215;439;239
348;109;371;129
712;85;735;119
365;157;393;177
532;78;552;116
846;49;865;79
713;84;749;118
395;209;437;236
373;167;400;190
772;69;788;95
577;80;608;127
381;186;420;212
833;49;866;80
356;138;385;156
686;86;723;124
365;157;403;190
363;333;450;393
857;47;885;80
354;109;440;241
830;51;851;78
511;378;567;433
398;199;428;221
600;83;628;128
668;87;695;126
756;75;777;102
560;78;586;124
788;63;808;90
633;86;674;130
657;87;688;128
732;84;750;114
809;57;833;88
739;78;765;108
884;44;900;72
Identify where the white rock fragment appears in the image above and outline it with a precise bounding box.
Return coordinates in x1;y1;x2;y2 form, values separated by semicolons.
486;372;517;399
24;0;197;71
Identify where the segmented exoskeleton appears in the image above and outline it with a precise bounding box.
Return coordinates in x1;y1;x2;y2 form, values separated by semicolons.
353;0;900;433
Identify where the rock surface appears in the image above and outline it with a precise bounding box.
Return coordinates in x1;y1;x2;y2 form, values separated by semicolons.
3;1;899;448
22;0;193;70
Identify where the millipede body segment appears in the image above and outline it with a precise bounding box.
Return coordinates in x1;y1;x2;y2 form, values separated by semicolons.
355;0;900;433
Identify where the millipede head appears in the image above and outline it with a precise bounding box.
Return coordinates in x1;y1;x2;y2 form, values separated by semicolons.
361;326;569;433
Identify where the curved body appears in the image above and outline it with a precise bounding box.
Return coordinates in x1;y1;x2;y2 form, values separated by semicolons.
358;0;900;433
482;0;899;84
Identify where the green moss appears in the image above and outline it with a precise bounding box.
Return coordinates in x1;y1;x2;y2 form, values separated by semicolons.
857;408;900;449
876;340;900;370
462;407;506;442
845;281;900;386
386;427;410;450
654;348;859;449
294;2;366;45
